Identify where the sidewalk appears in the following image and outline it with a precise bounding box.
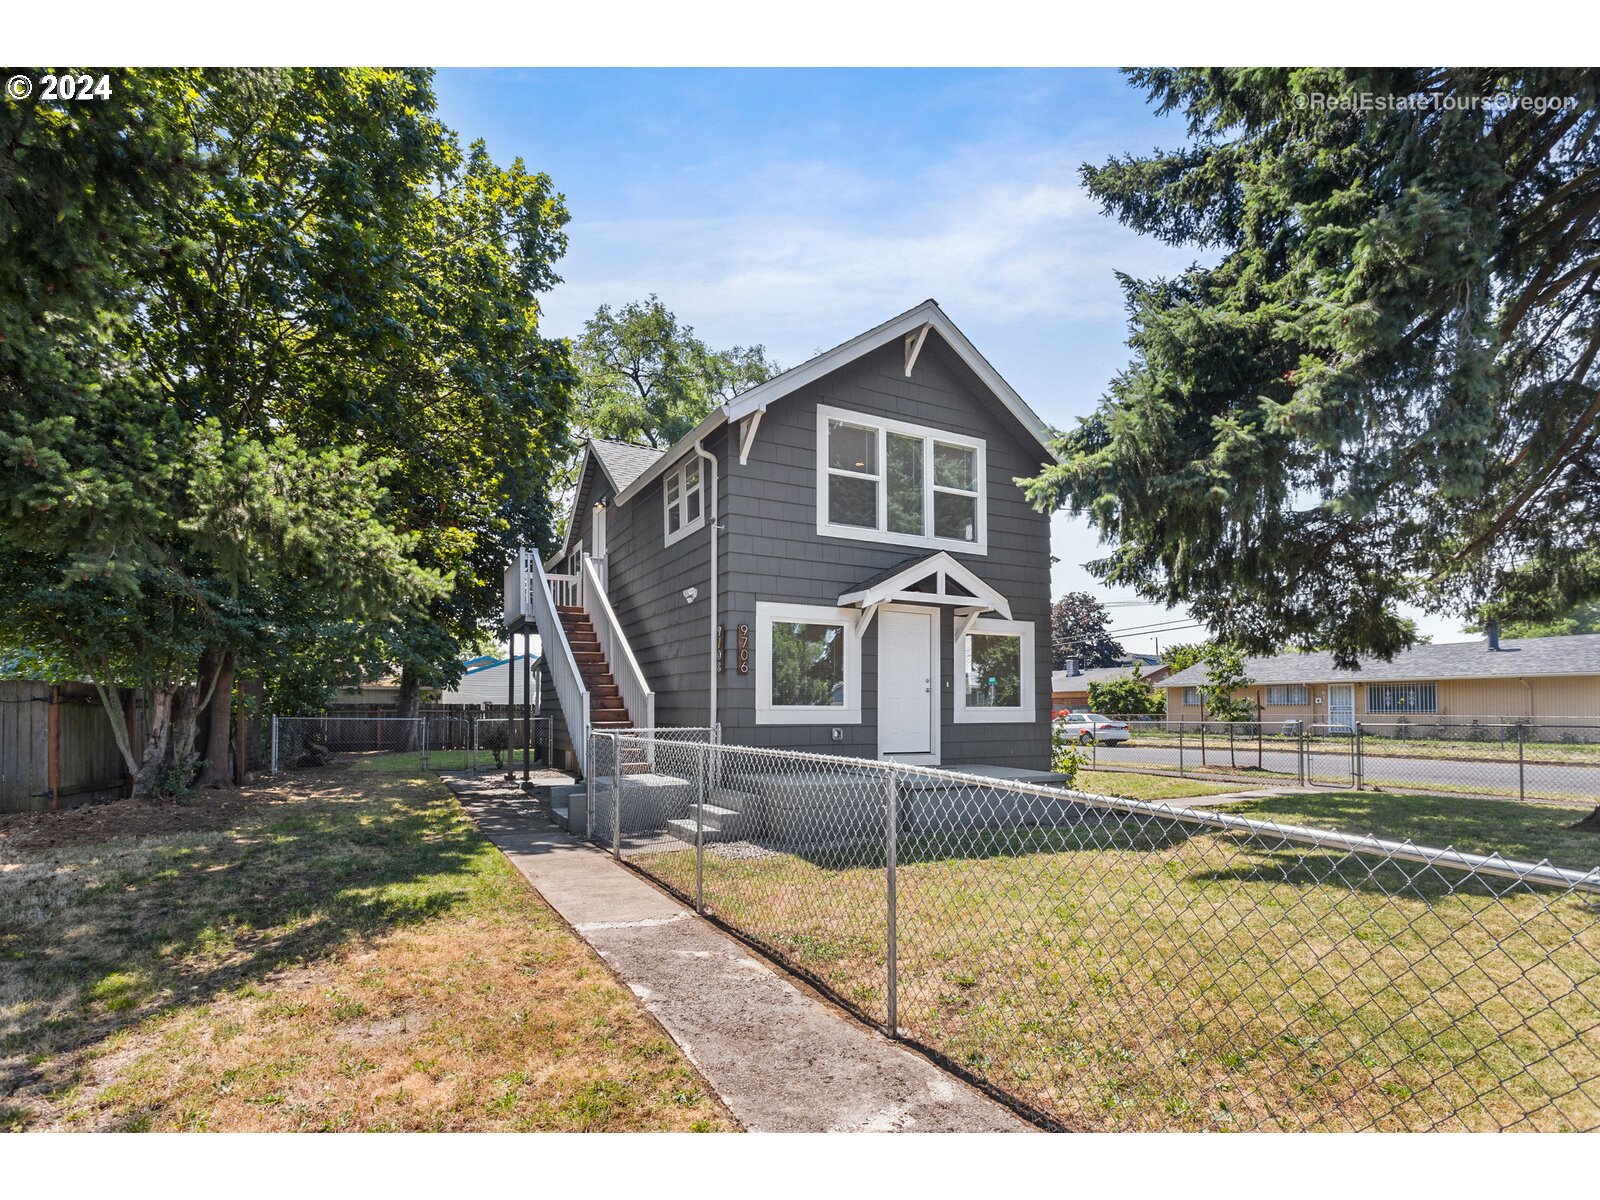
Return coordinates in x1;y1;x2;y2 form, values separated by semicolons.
444;772;1028;1133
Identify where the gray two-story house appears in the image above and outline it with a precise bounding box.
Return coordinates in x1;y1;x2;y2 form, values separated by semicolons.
503;300;1059;779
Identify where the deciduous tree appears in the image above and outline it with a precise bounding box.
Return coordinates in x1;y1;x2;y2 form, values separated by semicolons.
574;296;777;449
1050;591;1125;668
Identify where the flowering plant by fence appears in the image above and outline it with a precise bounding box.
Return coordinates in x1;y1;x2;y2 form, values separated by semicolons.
588;729;1600;1131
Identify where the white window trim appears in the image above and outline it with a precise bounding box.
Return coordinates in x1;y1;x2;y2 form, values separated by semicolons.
953;616;1035;724
754;601;862;725
816;403;988;555
663;459;705;547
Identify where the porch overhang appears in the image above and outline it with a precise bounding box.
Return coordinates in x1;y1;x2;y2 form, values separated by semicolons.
837;551;1012;620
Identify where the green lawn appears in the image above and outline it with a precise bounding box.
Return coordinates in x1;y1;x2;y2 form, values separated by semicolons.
1225;790;1600;874
0;770;730;1132
630;794;1600;1131
1076;769;1241;802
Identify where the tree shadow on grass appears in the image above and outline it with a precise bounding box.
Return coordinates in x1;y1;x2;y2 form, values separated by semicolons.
0;770;487;1114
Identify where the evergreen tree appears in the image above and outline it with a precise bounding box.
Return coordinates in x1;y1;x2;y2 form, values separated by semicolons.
1027;69;1600;667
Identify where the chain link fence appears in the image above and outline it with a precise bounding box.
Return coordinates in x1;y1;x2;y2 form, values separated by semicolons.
270;713;554;774
1079;717;1600;803
588;729;1600;1131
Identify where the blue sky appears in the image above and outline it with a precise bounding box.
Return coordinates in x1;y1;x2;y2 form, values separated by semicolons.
436;68;1470;654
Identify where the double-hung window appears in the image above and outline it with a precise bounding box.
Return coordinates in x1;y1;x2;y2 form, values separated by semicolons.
817;404;986;553
663;458;704;546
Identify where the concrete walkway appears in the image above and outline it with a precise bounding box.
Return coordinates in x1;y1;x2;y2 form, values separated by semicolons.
443;772;1028;1133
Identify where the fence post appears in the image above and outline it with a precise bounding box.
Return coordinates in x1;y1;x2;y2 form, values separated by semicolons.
1355;724;1363;790
695;741;706;915
270;715;279;775
420;717;428;770
586;732;596;840
1178;723;1184;776
1518;724;1526;804
612;733;622;861
471;715;478;774
885;762;899;1041
1297;724;1305;786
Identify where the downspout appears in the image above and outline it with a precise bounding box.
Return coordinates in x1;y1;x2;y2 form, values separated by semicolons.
694;439;720;730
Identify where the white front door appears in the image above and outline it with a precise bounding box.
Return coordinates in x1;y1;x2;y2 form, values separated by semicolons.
1328;684;1355;731
878;608;937;760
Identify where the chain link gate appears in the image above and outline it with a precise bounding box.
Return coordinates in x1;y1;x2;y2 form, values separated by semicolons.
270;715;431;772
588;728;1600;1132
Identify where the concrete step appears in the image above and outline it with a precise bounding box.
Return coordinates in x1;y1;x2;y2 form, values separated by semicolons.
665;804;752;844
712;787;758;814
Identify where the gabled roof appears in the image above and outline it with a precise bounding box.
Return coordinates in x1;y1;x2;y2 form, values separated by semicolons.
837;551;1012;618
612;300;1059;507
1160;633;1600;689
551;438;666;567
590;438;665;493
1053;665;1151;693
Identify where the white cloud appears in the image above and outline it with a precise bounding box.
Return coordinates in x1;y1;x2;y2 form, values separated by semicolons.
540;144;1194;364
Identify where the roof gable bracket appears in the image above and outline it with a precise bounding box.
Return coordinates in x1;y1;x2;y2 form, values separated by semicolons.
955;608;984;642
738;406;766;466
856;601;883;637
904;322;931;377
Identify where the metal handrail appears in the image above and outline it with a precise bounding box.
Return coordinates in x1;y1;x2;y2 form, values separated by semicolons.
525;548;590;777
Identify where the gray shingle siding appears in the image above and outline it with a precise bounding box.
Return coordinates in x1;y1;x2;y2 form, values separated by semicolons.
575;331;1053;769
600;436;723;729
718;334;1052;767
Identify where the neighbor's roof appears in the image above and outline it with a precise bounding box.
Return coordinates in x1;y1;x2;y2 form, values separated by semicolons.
612;299;1060;507
1161;634;1600;689
1052;666;1142;692
590;438;665;493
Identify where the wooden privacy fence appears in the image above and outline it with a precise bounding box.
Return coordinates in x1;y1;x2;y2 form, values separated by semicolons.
0;680;145;813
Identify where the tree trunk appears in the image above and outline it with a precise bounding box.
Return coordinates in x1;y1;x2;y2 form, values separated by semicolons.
128;688;177;800
395;666;421;751
164;680;203;791
195;647;237;789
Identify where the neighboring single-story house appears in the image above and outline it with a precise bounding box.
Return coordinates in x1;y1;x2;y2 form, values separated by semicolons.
1052;661;1173;713
440;653;539;706
1160;632;1600;735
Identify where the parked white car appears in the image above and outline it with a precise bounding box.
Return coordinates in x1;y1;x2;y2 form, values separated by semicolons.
1057;712;1131;745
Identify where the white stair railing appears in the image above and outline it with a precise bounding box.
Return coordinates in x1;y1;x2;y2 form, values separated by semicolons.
522;548;590;778
580;555;655;735
546;572;579;609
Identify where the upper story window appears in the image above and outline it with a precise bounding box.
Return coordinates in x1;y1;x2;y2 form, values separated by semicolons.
663;458;704;547
816;404;986;554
